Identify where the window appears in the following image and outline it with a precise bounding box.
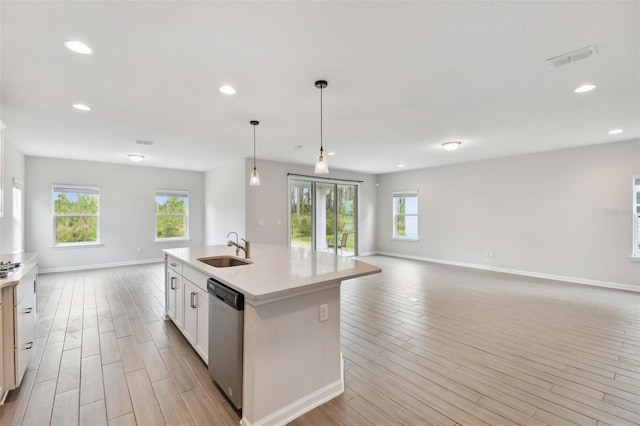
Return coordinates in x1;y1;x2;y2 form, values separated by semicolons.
53;185;100;246
155;190;189;241
634;176;640;257
393;191;418;239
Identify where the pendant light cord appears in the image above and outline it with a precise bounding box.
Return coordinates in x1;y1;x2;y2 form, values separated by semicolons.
253;124;257;169
320;85;323;153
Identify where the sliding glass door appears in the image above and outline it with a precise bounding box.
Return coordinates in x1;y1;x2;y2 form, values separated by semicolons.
289;178;357;256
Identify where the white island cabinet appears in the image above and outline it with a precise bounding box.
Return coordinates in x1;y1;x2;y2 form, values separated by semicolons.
0;253;38;405
164;244;380;426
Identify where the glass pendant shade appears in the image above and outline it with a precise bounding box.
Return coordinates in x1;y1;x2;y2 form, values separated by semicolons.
249;168;261;186
315;150;329;174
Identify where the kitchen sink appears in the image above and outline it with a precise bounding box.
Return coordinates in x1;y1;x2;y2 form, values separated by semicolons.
197;256;252;268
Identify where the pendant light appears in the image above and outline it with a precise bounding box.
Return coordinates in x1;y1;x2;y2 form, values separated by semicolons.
314;80;329;174
249;120;261;186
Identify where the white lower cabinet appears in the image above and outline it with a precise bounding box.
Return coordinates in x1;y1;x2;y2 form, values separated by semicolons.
165;255;209;364
1;263;37;404
183;280;209;362
166;268;184;328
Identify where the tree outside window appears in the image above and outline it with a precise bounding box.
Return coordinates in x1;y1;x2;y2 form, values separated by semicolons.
53;185;100;246
155;190;189;240
393;192;418;239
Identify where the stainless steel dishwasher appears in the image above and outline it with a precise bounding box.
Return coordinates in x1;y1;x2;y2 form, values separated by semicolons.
207;278;244;411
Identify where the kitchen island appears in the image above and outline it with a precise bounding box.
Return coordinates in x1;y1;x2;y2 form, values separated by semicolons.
163;244;380;426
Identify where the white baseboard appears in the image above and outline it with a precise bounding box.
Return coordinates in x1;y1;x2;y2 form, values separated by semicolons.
39;258;164;274
374;251;639;293
240;355;345;426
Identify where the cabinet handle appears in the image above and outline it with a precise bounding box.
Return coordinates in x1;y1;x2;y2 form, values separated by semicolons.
23;307;33;314
170;276;177;290
170;263;178;267
190;292;196;308
24;342;33;350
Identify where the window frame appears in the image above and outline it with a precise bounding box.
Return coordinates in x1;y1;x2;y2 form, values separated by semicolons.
52;184;101;248
154;189;190;242
633;176;640;258
392;190;419;241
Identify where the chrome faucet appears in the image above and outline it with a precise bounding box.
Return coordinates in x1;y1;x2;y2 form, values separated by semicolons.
227;231;250;259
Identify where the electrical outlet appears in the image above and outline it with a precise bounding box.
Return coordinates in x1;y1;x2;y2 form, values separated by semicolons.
258;220;264;227
276;219;282;226
319;304;329;322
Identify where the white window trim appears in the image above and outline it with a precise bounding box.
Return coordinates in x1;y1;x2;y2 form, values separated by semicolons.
154;189;190;242
52;184;101;247
632;175;640;259
392;190;419;241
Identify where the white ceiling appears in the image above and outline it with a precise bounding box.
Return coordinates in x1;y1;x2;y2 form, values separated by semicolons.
1;1;638;174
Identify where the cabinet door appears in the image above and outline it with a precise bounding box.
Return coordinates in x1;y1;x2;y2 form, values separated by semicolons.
183;280;198;344
0;298;4;396
195;286;209;364
183;280;209;363
166;269;183;327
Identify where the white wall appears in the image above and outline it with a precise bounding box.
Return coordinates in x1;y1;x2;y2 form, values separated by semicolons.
245;158;378;254
1;137;26;254
377;140;640;288
26;157;205;271
204;158;246;245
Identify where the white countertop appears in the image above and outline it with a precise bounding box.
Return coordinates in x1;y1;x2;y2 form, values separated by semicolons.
163;244;381;304
0;252;38;289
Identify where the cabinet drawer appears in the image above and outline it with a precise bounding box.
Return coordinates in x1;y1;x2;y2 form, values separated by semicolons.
167;257;183;275
15;271;35;306
183;265;209;292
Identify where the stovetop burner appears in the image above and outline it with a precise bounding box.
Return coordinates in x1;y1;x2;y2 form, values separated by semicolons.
0;261;21;279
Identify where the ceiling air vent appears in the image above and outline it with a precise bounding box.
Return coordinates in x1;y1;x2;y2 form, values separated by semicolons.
136;139;155;145
546;45;596;68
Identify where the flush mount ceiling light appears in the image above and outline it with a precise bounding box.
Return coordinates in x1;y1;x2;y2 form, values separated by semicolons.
64;40;93;55
249;120;261;186
314;80;329;174
441;141;462;151
397;164;405;168
127;154;145;162
72;103;92;111
574;84;596;93
546;45;596;68
219;85;236;95
327;152;336;156
609;129;623;135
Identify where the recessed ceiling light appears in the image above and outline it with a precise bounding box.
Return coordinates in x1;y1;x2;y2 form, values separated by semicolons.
441;141;462;151
397;164;405;168
64;40;93;55
608;129;623;135
574;84;596;93
127;154;145;162
327;152;336;156
72;104;92;111
219;85;236;95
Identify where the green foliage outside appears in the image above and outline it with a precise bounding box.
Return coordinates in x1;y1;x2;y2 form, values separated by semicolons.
395;198;406;236
290;184;355;253
156;196;188;239
54;192;99;244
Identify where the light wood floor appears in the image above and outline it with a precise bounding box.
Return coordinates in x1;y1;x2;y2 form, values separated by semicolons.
1;256;638;425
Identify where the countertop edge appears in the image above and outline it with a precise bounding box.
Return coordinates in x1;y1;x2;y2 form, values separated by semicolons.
163;245;381;305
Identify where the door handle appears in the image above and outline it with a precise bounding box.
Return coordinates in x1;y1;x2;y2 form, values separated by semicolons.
23;307;33;314
191;292;196;308
170;276;177;290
